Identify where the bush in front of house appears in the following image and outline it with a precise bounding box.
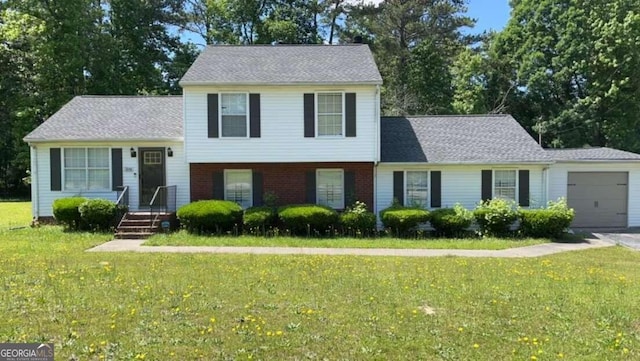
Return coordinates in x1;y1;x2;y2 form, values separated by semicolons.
52;197;87;230
340;201;377;236
243;206;277;231
278;204;339;236
474;198;519;237
519;198;575;238
429;204;474;237
379;206;430;236
79;198;117;231
177;200;243;234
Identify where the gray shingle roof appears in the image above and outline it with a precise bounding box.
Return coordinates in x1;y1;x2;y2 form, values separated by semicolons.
546;147;640;161
381;115;551;164
24;96;183;142
180;45;383;85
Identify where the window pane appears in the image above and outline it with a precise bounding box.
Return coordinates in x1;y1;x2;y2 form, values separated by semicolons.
88;148;109;168
88;169;109;190
406;171;428;207
221;94;246;115
65;169;86;190
317;93;342;136
221;115;247;137
494;170;516;201
317;170;343;209
64;148;85;168
226;171;252;208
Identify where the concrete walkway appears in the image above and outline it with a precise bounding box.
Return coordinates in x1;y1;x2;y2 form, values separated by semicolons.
87;237;614;258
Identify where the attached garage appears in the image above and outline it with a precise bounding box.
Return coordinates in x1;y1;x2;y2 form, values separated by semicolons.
567;172;628;228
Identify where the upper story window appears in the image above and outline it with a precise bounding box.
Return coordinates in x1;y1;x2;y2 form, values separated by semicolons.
494;170;516;201
64;148;110;191
225;170;252;208
221;93;248;137
317;93;343;137
406;171;428;207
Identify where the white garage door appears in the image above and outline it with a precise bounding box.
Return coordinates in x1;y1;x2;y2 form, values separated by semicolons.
567;172;628;228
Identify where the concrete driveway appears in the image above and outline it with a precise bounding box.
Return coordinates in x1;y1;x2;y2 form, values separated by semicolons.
592;229;640;250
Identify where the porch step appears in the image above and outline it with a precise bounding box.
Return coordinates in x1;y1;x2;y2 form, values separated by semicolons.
114;212;176;240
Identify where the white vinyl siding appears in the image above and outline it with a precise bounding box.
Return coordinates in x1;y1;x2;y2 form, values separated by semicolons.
225;170;252;208
183;85;378;163
494;170;517;201
406;171;428;207
220;93;248;137
31;142;190;218
317;93;343;137
63;148;110;191
317;169;344;209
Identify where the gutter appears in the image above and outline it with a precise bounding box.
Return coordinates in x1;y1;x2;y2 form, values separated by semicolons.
178;81;384;87
376;161;555;166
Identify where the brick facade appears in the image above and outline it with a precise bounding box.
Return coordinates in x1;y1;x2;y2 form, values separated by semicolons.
190;162;374;209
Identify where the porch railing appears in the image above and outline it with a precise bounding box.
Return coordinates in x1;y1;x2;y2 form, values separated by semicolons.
115;186;129;228
149;185;177;229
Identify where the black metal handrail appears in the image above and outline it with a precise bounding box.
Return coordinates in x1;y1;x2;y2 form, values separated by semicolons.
115;186;129;228
149;185;177;229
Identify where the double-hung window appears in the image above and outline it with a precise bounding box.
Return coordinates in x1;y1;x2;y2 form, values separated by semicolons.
63;148;110;191
494;170;517;201
406;171;428;207
317;169;344;209
317;93;343;137
221;93;248;137
225;170;252;208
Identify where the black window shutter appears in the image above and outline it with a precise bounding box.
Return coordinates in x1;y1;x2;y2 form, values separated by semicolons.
111;148;123;191
50;148;61;191
208;94;219;138
345;93;356;137
393;171;404;206
305;171;316;203
481;170;492;201
249;94;261;138
519;170;530;207
344;171;356;207
212;171;224;199
430;171;441;208
252;171;263;206
304;93;315;137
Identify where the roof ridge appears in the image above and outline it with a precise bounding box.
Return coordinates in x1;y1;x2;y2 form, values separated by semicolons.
78;95;182;98
203;44;367;48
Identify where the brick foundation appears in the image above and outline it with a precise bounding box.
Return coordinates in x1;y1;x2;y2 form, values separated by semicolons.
190;162;374;209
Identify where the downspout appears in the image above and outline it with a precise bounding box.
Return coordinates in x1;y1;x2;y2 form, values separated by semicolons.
373;84;381;221
543;166;550;205
30;144;39;219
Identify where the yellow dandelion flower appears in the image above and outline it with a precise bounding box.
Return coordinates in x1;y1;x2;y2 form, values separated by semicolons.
276;331;283;336
458;327;464;332
473;344;479;349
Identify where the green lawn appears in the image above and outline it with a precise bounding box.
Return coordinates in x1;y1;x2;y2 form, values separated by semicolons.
1;224;639;360
0;200;32;228
146;231;549;250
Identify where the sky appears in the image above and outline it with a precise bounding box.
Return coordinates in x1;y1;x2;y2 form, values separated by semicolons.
466;0;511;34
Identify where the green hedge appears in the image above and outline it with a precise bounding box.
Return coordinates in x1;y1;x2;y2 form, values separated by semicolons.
78;198;117;231
340;201;376;236
474;198;519;237
379;206;430;236
52;197;87;230
243;206;277;230
177;200;243;234
429;204;473;237
519;198;574;238
278;204;339;236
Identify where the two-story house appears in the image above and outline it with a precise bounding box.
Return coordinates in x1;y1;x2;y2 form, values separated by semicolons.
24;44;640;229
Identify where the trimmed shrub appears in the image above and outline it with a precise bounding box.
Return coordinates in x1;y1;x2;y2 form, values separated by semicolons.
278;204;339;236
52;197;87;230
340;201;377;236
177;200;243;234
243;206;277;230
474;198;519;237
379;206;430;236
429;204;473;237
79;198;117;231
519;198;575;238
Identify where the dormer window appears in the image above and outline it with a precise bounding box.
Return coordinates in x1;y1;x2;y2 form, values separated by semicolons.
221;93;248;137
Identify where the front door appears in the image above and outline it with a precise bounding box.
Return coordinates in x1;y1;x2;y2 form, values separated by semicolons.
139;148;166;207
